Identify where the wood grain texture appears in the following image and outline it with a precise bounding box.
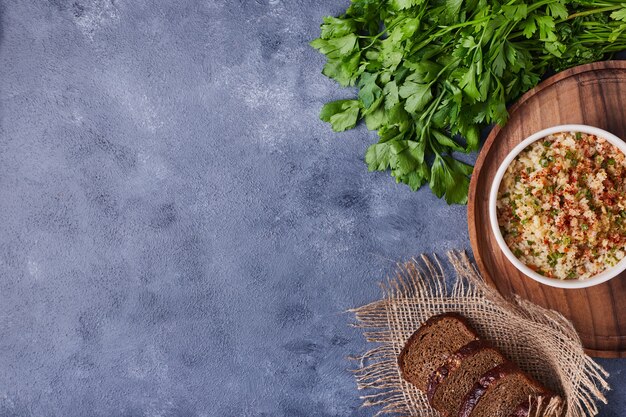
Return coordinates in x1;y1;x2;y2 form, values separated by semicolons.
468;61;626;358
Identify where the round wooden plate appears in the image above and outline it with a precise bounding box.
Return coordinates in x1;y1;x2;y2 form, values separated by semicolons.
468;61;626;358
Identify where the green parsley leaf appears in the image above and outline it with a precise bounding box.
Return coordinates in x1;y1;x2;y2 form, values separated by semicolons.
445;0;464;20
365;142;392;171
546;2;568;20
310;34;358;59
492;44;507;77
364;103;387;130
383;80;400;109
358;73;382;110
399;81;433;113
610;6;626;22
521;17;537;38
390;0;420;11
502;4;528;21
430;156;471;204
320;16;357;39
459;64;481;101
321;53;361;86
320;100;361;132
535;15;556;41
432;130;464;152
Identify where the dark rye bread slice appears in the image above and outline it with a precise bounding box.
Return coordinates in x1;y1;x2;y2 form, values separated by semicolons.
459;362;552;417
398;313;479;391
426;340;506;417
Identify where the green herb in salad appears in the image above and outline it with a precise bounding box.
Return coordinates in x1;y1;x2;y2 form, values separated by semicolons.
311;0;626;204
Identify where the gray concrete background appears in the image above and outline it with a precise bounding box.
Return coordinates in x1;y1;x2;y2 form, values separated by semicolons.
0;1;623;416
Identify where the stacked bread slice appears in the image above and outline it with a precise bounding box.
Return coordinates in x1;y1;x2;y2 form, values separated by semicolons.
398;313;555;417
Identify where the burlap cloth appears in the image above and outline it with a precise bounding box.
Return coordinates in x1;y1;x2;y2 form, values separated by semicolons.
350;251;610;417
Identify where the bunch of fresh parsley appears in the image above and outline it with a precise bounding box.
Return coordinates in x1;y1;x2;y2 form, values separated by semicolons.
311;0;626;203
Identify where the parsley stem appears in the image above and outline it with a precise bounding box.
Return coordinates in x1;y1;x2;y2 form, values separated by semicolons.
436;15;492;34
359;19;404;49
420;91;445;124
560;5;623;21
409;16;492;53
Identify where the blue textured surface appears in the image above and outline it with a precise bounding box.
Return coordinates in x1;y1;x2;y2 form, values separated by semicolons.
0;1;623;416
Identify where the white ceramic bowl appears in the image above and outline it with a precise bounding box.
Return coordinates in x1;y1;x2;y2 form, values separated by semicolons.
489;124;626;289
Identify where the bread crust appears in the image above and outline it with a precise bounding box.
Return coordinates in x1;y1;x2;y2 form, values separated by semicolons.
426;339;493;403
458;362;520;417
397;312;478;386
458;362;552;417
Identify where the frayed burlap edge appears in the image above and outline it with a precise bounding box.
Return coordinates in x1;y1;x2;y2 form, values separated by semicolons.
349;251;609;417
